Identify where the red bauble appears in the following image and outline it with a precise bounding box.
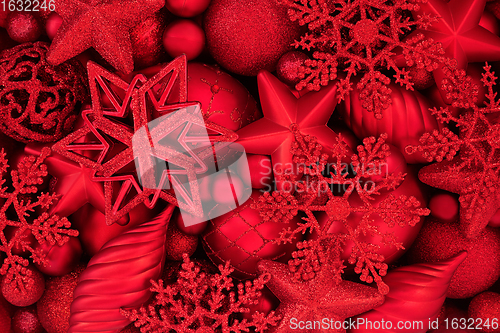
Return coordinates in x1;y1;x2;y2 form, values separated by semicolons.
429;192;460;223
211;172;246;205
0;286;12;333
338;82;442;164
162;19;205;60
131;10;168;69
490;209;500;228
12;306;44;333
203;0;301;76
242;154;273;190
276;51;309;87
187;62;261;131
203;190;301;279
34;236;82;276
165;219;198;261
469;292;500;333
241;286;279;323
37;266;84;333
323;170;426;265
433;302;476;333
0;42;87;143
408;65;435;90
45;12;62;40
166;0;211;17
2;266;44;307
366;143;407;184
6;13;42;43
408;219;500;299
71;203;162;257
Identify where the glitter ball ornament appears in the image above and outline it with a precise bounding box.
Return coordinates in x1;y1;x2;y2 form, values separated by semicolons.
339;81;442;164
131;10;168;69
408;218;500;299
0;42;87;143
203;0;301;76
0;289;12;333
187;62;260;131
1;266;44;307
166;0;211;17
408;65;435;90
163;19;205;60
276;51;310;87
203;191;301;279
6;13;42;43
37;266;84;333
12;306;44;333
468;292;500;333
165;218;198;261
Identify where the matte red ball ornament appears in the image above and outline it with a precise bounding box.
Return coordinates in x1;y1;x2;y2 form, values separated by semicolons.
203;0;301;76
131;10;168;69
243;154;273;189
34;236;82;276
166;0;211;17
339;82;442;163
203;191;301;279
1;266;44;307
37;266;84;333
429;192;460;223
12;306;44;333
162;19;205;60
187;62;261;131
6;12;42;43
408;219;500;299
276;51;310;86
175;210;208;235
45;12;62;40
469;292;500;333
211;172;245;205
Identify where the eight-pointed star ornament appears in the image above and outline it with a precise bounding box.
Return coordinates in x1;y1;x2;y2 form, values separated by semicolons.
47;0;164;74
257;258;384;333
236;71;344;184
398;0;500;100
53;55;237;225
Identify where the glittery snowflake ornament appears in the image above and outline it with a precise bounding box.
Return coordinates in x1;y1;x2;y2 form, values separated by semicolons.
0;148;78;292
279;0;446;119
407;62;500;238
122;254;280;333
254;127;430;294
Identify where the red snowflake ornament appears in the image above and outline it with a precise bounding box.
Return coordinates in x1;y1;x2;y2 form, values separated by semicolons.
121;254;280;333
0;148;78;293
407;62;500;238
279;0;446;119
254;127;430;294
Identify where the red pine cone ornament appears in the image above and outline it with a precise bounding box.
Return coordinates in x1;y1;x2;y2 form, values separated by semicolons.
68;206;175;333
0;42;87;143
352;252;467;333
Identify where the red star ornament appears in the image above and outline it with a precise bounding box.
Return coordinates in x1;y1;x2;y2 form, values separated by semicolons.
47;0;164;74
236;71;343;180
53;56;237;225
258;259;384;333
25;143;106;219
399;0;500;99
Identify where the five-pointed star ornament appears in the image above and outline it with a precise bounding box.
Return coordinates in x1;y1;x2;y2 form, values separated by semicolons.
47;0;164;74
398;0;500;99
236;71;344;181
53;55;237;225
257;259;384;333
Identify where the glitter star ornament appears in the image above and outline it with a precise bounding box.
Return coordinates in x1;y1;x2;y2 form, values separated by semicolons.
399;0;500;100
258;258;384;333
47;0;165;74
53;55;237;225
236;71;342;183
408;62;500;238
